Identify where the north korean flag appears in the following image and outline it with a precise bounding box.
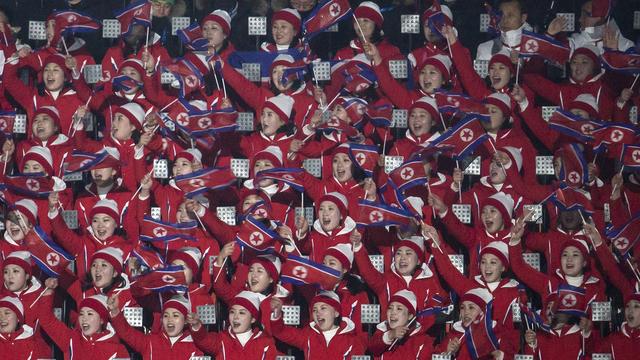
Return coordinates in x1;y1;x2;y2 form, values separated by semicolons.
63;150;108;174
557;144;589;189
0;111;15;135
620;144;640;171
347;144;379;177
174;167;236;198
131;244;166;275
430;116;489;159
592;122;638;157
316;116;359;139
133;265;188;293
281;64;308;86
389;160;428;192
519;30;571;66
281;254;342;290
606;213;640;260
549;185;593;214
365;103;393;128
464;301;500;360
254;168;305;192
24;226;74;278
356;199;414;228
163;58;205;98
602;50;640;75
434;91;489;120
112;74;143;93
177;23;209;51
5;174;61;198
114;0;152;35
140;216;197;243
235;215;279;254
175;108;238;138
548;110;602;143
303;0;352;40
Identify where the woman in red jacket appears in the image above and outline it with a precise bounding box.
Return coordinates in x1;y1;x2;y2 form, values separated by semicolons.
188;291;277;359
201;10;236;60
0;296;51;359
108;293;204;359
0;200;41;259
334;2;401;62
39;283;130;360
388;96;442;158
351;230;447;332
260;8;305;54
367;290;435;360
270;290;367;359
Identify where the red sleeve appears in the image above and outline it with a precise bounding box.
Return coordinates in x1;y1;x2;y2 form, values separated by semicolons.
440;210;477;250
190;325;221;355
522;73;563;106
366;330;389;355
221;63;271;111
3;63;35;112
594;243;635;297
110;311;149;354
212;262;244;304
298;171;325;203
373;62;413;110
269;315;308;350
142;71;175;108
200;209;237;245
70;75;94;104
450;41;491;99
50;211;85;256
508;242;551;297
36;295;74;350
431;245;475;295
518;104;559;152
353;246;387;297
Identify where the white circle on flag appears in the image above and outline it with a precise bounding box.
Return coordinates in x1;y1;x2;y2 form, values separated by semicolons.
459;129;474;142
46;252;60;266
369;210;383;223
162;275;176;283
198;117;212;129
614;237;629;250
400;167;414;180
189;179;205;187
525;39;539;53
249;231;264;246
293;265;308;278
562;293;577;307
153;227;167;237
26;179;40;191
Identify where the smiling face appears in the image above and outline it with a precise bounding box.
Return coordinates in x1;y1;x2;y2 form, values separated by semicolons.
260;108;285;136
394;246;419;276
560;246;586;276
5;211;30;242
332;153;353;183
3;265;29;292
171;259;194;285
43;62;65;92
202;20;227;50
418;64;444;94
78;307;104;337
91;167;117;188
460;301;483;326
625;300;640;328
90;259;118;289
272;20;296;46
248;262;273;292
498;1;526;32
91;214;117;241
0;307;18;334
313;301;340;331
229;304;255;333
481;205;505;233
353;17;375;41
162;308;185;337
172;157;194;177
482;104;506;133
570;54;596;82
32;113;58;141
254;159;275;187
176;203;195;223
331;104;349;123
408;108;433;137
488;62;512;90
480;253;505;283
387;302;413;329
111;113;137;141
318;201;342;232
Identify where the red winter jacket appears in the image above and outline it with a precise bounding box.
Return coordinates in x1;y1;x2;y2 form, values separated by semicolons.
525;227;592;276
111;310;204;360
74;180;136;231
435;320;517;360
16;134;74;177
388;131;441;159
191;326;277;359
270;316;367;359
100;36;171;82
297;217;357;263
523;324;597;360
596;323;640;360
0;325;51;360
334;39;402;62
367;322;435;360
39;294;130;360
476;129;538;185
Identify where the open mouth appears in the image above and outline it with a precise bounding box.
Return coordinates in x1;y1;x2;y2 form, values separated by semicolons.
322;218;332;227
484;220;494;229
491;76;502;84
10;228;21;237
81;323;91;332
166;324;176;332
96;229;107;238
250;279;259;287
232;321;241;329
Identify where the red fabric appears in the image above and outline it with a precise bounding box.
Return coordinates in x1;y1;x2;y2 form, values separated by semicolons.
334;39;402;62
191;326;277;359
368;326;435;359
0;326;51;360
596;324;640;360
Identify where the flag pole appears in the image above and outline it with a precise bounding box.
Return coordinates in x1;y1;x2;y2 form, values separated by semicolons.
630;74;639;91
61;37;70;56
145;7;153;49
515;58;521;85
455;160;462;203
352;14;368;45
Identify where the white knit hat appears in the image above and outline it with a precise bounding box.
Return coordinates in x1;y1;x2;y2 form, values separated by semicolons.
175;148;203;163
354;1;384;28
461;287;494;309
500;146;523;172
164;294;192;317
264;94;294;122
91;247;125;272
311;290;342;313
3;251;32;275
389;289;418;315
271;54;296;70
569;94;599;119
117;103;146;130
231;291;262;319
485;92;512;117
255;146;283;167
481;192;515;223
203;9;232;34
317;192;349;219
14;199;38;225
89;199;120;225
398;236;426;261
410;96;440;121
169;247;203;272
22;146;54;175
0;296;25;322
324;243;354;270
272;8;302;31
480;241;510;267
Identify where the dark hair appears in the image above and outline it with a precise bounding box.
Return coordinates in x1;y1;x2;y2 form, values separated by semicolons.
343;273;367;295
369;26;384;44
269;79;304;96
0;5;13;22
497;0;527;14
82;271;125;294
256;121;296;137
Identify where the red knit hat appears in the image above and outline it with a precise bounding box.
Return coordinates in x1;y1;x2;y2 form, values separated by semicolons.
499;146;523;172
272;8;301;32
354;1;384;28
163;295;191;317
488;49;516;74
120;58;145;76
481;192;515;224
460;288;493;310
249;254;281;281
409;96;439;122
572;46;600;69
22;146;54;176
43;53;70;78
417;54;452;82
389;289;418;315
230;291;263;319
13;199;38;226
310;290;342;314
567;94;599;119
115;103;146;130
316;192;349;219
92;147;121;171
323;244;354;271
254;146;284;168
91;247;124;273
169;247;202;273
202;10;232;34
263;94;294;122
0;296;25;323
397;236;425;262
270;54;296;73
483;92;512;118
3;251;32;275
559;238;590;260
237;188;272;213
89;199;120;225
479;241;510;268
624;292;640;305
33;106;61;129
175;148;203;164
79;294;110;323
